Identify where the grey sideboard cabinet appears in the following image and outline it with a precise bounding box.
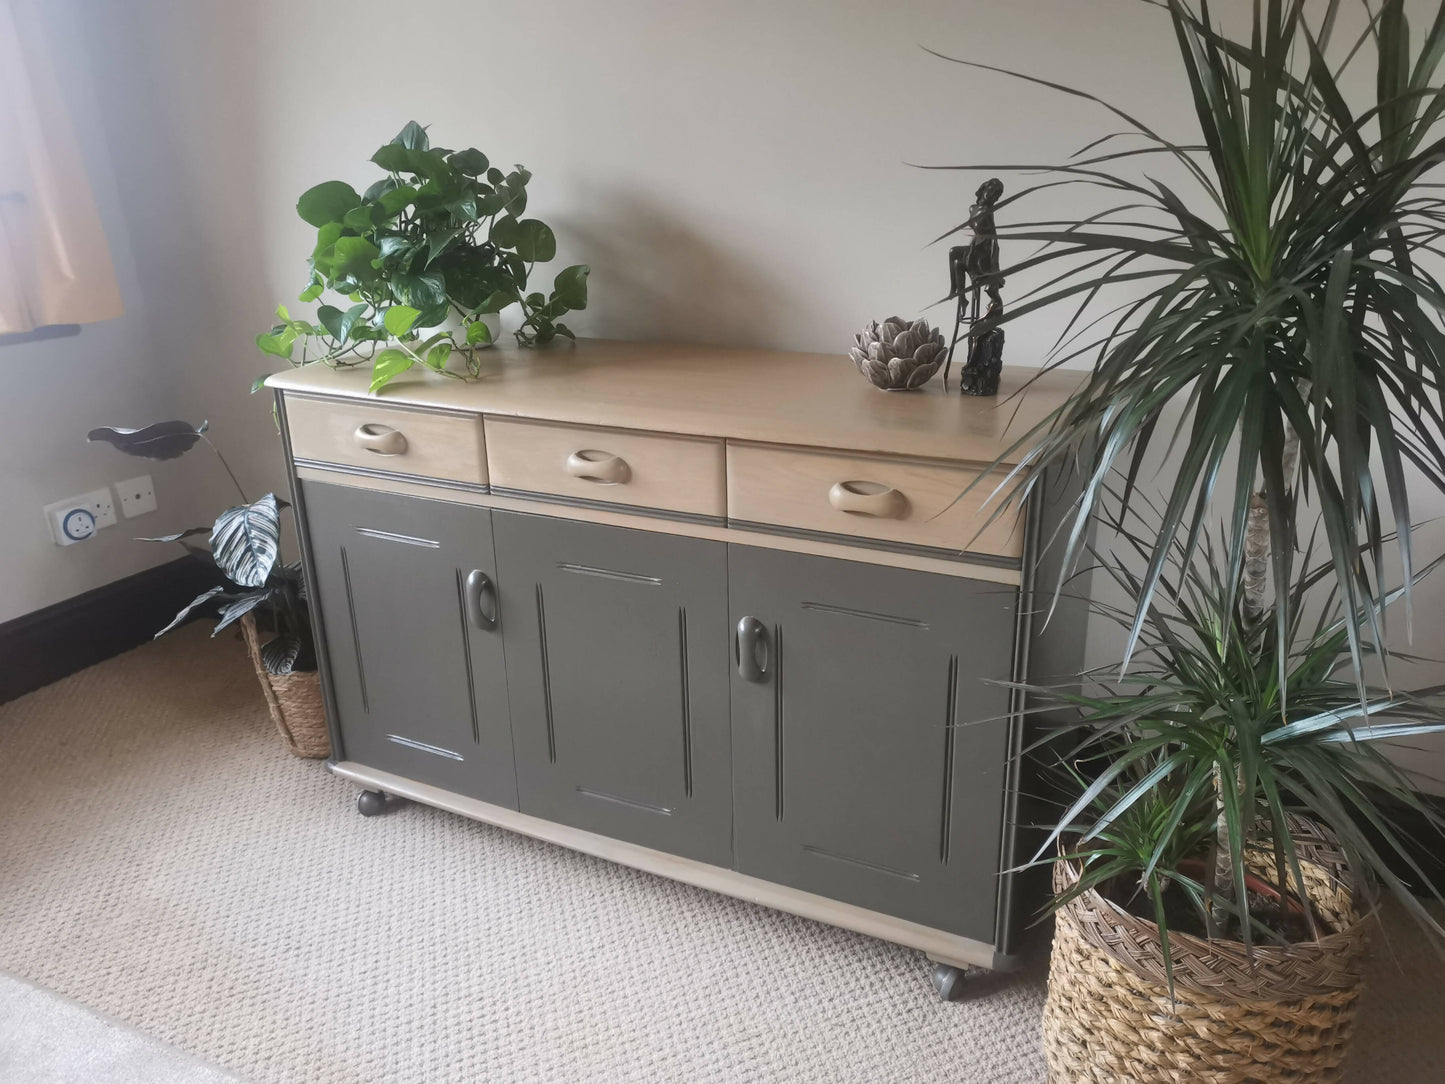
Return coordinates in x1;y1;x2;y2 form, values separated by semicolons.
269;339;1086;997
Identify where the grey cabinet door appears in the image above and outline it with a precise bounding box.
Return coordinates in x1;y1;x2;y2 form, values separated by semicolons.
728;546;1017;940
303;482;517;807
493;512;732;866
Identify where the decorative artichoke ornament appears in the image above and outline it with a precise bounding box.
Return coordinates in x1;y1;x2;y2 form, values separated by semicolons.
849;317;946;391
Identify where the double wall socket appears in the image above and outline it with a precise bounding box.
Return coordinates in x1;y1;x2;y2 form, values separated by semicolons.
45;489;117;546
44;475;157;546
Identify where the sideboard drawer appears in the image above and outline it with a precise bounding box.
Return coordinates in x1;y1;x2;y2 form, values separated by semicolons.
727;443;1024;560
485;417;726;519
284;395;487;485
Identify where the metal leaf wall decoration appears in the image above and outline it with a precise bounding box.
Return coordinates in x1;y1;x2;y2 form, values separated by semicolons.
87;420;208;460
210;493;281;588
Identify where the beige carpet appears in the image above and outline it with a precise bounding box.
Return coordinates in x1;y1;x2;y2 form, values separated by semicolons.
0;626;1442;1083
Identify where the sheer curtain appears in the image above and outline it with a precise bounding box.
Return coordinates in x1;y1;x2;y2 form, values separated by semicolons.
0;0;123;335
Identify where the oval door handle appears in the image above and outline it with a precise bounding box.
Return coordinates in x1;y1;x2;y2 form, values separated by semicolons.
565;449;631;485
828;481;907;519
354;423;408;456
736;616;769;683
464;569;498;631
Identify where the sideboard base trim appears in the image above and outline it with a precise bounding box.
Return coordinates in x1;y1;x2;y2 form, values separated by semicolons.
328;759;1015;972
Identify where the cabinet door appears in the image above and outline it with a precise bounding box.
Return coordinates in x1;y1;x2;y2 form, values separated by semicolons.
303;482;516;806
493;512;731;866
729;546;1016;940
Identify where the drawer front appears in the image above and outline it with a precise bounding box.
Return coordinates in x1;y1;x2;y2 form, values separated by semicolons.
485;417;726;520
284;395;487;486
727;443;1023;560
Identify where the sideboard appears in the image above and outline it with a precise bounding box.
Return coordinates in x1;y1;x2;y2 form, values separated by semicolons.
267;339;1085;997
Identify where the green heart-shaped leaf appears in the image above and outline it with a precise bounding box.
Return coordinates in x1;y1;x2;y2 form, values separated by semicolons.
370;348;413;393
384;305;422;337
552;264;590;311
296;181;361;227
514;219;556;262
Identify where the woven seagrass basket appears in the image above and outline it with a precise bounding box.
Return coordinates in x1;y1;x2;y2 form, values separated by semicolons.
239;614;330;759
1042;817;1367;1084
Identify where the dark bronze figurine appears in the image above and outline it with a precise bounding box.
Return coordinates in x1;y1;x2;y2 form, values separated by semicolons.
943;178;1006;397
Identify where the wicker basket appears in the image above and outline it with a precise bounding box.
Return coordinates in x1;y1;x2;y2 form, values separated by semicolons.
1042;818;1368;1083
239;614;330;759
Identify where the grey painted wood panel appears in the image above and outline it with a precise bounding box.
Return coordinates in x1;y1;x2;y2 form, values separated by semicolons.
728;545;1017;939
303;482;517;806
493;512;732;866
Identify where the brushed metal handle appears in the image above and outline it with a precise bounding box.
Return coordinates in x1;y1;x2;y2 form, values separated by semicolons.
354;423;408;456
565;449;630;485
736;616;769;683
464;569;498;631
828;480;907;519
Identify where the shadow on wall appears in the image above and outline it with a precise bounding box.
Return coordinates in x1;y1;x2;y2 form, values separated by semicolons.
560;187;799;349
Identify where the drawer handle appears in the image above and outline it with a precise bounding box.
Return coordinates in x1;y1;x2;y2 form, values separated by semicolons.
464;569;498;631
354;423;408;456
565;449;631;485
736;616;769;683
828;481;907;519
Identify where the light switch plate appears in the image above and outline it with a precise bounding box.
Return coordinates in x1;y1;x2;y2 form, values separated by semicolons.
116;475;157;518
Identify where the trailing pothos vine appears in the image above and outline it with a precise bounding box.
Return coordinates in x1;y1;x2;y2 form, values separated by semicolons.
256;121;590;393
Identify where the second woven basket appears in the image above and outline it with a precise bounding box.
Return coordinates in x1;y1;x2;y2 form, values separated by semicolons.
1042;819;1368;1084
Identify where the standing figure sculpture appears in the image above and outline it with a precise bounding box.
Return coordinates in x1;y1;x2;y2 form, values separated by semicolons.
943;178;1006;397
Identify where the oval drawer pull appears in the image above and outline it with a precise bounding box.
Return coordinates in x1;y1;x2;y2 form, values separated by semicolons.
565;449;631;485
354;423;408;456
828;480;907;519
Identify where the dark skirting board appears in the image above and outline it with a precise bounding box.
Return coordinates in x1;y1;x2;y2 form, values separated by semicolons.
0;556;223;704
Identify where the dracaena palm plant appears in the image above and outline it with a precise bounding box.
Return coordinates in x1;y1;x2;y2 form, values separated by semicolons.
933;0;1445;679
927;0;1445;941
1029;497;1445;974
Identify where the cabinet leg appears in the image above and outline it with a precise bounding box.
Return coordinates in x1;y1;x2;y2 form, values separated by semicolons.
931;962;974;1002
356;789;389;817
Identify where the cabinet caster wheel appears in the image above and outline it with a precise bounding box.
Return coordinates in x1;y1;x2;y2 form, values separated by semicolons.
932;962;972;1002
356;790;388;817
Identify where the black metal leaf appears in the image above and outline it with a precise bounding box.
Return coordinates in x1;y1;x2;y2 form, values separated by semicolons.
260;635;302;675
155;586;225;638
211;494;280;588
87;420;208;460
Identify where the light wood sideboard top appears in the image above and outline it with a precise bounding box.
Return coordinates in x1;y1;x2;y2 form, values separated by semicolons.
266;338;1079;467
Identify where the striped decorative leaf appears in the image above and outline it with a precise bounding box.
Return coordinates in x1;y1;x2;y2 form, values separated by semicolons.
260;635;302;675
210;494;281;588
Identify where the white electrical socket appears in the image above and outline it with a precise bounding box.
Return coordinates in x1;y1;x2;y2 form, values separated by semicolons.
116;474;157;518
86;487;117;529
44;488;115;545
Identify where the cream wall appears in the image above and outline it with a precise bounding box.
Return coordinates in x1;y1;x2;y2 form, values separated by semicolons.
0;0;215;625
42;0;1445;788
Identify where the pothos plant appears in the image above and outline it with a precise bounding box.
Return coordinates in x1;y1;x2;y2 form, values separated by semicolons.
255;121;591;394
88;420;313;676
